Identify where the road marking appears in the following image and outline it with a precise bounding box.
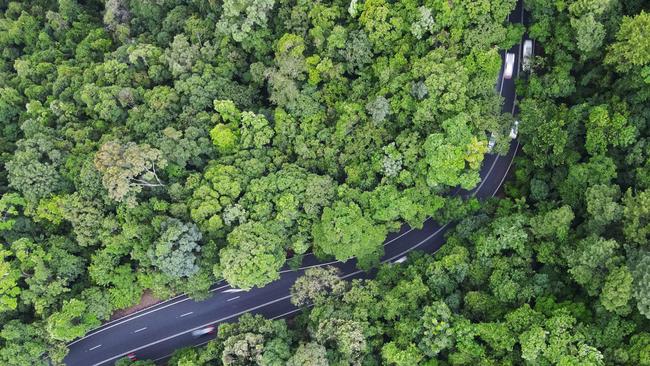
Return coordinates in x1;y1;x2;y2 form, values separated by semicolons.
144;226;461;366
271;308;302;320
297;215;424;264
209;284;232;293
154;307;306;363
498;61;508;95
488;3;525;198
284;43;513;272
74;6;527;359
92;134;519;366
493;140;520;197
68;282;230;346
285;218;425;270
382;223;451;264
226;296;240;302
179;312;193;318
393;256;408;264
470;155;500;197
134;327;147;333
91;295;293;366
144;142;521;366
289;48;513;268
89;345;101;351
383;228;415;245
223;289;245;293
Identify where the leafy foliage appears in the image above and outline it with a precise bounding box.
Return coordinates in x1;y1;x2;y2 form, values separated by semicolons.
149;218;202;278
151;0;650;364
7;0;650;364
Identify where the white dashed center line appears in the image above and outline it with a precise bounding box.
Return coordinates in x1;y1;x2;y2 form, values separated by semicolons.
134;327;147;333
226;296;240;302
89;345;102;351
179;312;193;318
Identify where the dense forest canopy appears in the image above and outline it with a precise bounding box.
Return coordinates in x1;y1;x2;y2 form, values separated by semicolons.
1;0;650;365
0;0;525;364
157;0;650;365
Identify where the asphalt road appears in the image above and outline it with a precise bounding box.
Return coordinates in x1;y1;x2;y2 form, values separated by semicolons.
64;1;527;364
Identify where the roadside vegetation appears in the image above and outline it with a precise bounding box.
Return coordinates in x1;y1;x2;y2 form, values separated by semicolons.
160;0;650;365
0;0;522;363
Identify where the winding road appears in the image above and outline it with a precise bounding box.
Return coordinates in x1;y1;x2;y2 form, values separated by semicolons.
64;1;528;364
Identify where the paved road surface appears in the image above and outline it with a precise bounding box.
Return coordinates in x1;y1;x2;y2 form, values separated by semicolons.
64;1;528;364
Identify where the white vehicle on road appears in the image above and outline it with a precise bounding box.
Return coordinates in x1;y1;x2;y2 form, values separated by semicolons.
509;120;520;139
504;53;516;79
522;40;533;71
192;325;216;338
487;133;497;152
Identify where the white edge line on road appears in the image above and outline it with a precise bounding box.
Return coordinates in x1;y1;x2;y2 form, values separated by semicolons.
383;140;520;263
154;307;306;363
209;285;232;293
489;4;524;197
295;122;505;268
382;223;451;264
271;308;302;320
139;178;507;364
299;211;425;262
75;83;518;361
74;279;227;341
498;61;508;96
68;283;231;346
471;155;500;197
469;27;516;200
494;140;520;197
133;142;520;366
88;345;101;351
73;100;512;350
111;134;518;364
75;8;527;355
286;219;425;270
92;295;294;366
69;298;188;345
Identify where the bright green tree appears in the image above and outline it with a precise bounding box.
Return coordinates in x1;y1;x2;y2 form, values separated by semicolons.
313;200;387;269
218;221;285;289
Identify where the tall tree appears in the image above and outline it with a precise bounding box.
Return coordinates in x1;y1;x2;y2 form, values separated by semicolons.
148;218;202;279
313;200;387;269
94;141;167;205
218;221;285;289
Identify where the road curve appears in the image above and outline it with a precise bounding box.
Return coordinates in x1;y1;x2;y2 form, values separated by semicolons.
64;1;527;364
